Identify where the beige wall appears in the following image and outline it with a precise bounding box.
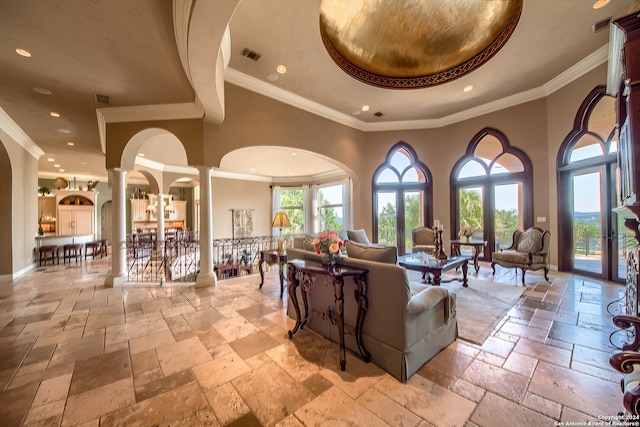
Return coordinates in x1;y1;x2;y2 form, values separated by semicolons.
0;128;39;276
211;177;272;238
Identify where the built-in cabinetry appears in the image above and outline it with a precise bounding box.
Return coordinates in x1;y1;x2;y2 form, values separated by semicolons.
55;190;98;237
130;195;187;233
38;196;57;235
609;12;640;316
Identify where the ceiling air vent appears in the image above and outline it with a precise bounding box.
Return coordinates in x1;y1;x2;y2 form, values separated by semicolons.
374;111;383;117
593;17;611;33
241;48;261;62
95;93;110;105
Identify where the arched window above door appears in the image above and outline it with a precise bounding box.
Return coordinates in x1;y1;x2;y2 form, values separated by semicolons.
455;133;527;179
372;142;432;255
558;90;617;167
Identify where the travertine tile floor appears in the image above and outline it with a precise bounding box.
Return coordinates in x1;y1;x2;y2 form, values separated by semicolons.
0;254;629;426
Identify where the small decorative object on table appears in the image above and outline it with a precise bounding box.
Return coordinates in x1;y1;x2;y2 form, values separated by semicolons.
313;231;344;270
459;222;473;242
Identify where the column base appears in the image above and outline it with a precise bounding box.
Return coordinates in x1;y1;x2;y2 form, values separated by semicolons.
104;272;128;288
195;271;217;288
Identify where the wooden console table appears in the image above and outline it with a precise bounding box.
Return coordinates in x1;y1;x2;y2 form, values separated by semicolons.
286;259;370;371
259;250;287;298
450;239;487;273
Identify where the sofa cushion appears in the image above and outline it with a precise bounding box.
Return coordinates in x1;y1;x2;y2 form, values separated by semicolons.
347;229;371;245
346;240;397;264
516;229;542;254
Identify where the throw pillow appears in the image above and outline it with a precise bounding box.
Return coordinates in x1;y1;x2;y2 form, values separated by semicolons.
516;229;543;254
347;229;371;245
345;240;397;264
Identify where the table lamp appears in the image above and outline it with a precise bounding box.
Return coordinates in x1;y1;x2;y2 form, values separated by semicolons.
272;211;291;253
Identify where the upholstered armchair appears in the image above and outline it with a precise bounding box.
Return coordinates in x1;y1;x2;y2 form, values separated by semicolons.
412;227;436;254
491;227;550;284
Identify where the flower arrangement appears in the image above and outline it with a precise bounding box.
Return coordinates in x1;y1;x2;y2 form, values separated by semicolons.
312;231;344;265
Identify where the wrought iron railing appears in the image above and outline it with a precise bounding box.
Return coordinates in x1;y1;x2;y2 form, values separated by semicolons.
126;233;278;284
213;235;277;279
126;232;200;284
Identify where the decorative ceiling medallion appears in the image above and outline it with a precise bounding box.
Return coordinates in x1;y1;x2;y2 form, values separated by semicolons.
319;0;523;89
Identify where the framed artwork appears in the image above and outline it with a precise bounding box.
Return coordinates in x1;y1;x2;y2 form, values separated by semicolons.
232;209;253;239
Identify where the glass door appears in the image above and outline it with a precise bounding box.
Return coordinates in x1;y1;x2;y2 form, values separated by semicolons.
376;191;397;247
404;191;424;254
571;169;604;276
494;183;524;251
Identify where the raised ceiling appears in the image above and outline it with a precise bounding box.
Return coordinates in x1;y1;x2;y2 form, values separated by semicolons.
0;0;636;182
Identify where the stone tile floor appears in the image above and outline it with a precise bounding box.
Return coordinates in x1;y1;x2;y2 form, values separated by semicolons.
0;255;630;426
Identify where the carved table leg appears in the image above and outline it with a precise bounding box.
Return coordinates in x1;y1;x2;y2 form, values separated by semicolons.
462;259;469;287
334;276;346;371
259;252;266;289
287;265;302;339
278;263;284;298
353;273;371;362
433;271;442;286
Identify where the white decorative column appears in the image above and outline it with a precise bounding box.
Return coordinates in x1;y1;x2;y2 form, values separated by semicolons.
195;166;216;288
105;168;127;287
156;194;166;242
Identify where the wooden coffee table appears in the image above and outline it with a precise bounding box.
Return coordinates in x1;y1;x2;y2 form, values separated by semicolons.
398;254;469;287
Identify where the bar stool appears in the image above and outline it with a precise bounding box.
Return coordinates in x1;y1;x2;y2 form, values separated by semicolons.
38;245;59;266
99;239;108;256
63;244;83;264
85;241;102;259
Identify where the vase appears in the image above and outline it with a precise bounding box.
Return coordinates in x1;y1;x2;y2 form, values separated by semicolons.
321;253;337;271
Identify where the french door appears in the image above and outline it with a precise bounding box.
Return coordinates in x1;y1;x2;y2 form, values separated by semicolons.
566;164;624;281
375;189;425;255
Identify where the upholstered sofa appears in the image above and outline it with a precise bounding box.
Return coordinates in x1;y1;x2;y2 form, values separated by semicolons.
286;240;457;382
491;227;551;284
411;227;436;254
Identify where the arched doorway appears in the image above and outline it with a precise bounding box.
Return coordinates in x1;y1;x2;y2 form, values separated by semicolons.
450;128;533;262
557;86;623;281
372;142;432;255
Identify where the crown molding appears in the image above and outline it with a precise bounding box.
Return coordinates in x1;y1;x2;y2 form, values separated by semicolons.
225;45;610;132
0;106;44;159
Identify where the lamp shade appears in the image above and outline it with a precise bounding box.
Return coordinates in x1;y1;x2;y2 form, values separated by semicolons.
272;211;291;229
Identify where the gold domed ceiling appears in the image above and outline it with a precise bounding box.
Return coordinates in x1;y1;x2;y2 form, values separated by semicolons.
319;0;523;89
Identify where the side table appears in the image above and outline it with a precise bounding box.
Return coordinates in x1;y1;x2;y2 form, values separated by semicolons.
450;239;487;273
287;259;370;371
259;250;287;298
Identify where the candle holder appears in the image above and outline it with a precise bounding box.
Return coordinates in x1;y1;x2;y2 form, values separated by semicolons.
433;226;448;260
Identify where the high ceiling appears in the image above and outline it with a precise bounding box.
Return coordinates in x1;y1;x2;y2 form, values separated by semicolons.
0;0;636;184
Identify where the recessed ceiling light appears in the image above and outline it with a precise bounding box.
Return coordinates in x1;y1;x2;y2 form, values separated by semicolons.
57;129;71;134
361;105;370;112
291;152;297;156
266;73;279;82
16;48;31;57
250;168;256;172
80;162;87;165
593;0;610;8
352;110;361;116
67;141;74;146
53;164;60;168
47;158;55;162
276;65;287;74
138;153;145;157
463;85;474;92
50;112;60;118
59;169;65;172
33;87;52;95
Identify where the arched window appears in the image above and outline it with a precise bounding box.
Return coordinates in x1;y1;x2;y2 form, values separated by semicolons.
372;142;432;255
557;86;621;281
450;128;533;261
